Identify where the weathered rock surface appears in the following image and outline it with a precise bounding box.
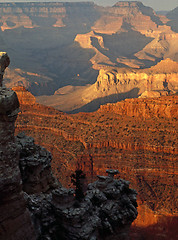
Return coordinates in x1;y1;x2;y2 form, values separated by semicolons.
82;59;178;104
37;58;178;112
0;53;35;240
0;52;10;86
14;84;178;240
0;53;138;240
12;86;36;105
27;171;137;240
16;132;58;194
0;93;138;239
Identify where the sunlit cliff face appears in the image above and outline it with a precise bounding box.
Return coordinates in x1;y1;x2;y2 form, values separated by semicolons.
13;83;178;240
0;2;177;238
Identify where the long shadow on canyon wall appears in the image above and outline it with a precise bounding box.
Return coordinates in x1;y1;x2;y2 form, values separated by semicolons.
91;28;154;67
68;88;139;113
130;216;178;240
0;2;101;95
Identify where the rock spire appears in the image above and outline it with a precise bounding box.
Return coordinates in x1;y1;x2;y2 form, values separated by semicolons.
0;52;10;87
0;52;36;240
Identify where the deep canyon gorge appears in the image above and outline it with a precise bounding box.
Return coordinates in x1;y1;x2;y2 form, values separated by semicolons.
1;1;178;111
1;53;138;240
14;85;178;240
0;1;178;239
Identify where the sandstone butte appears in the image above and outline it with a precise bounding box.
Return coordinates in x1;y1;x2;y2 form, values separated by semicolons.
36;58;178;113
81;58;178;104
13;85;178;239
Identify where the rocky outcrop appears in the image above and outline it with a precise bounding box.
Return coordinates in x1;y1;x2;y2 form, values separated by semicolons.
27;170;137;240
16;132;58;194
12;86;36;105
0;52;10;86
0;97;138;240
91;1;172;37
14;130;138;240
75;1;178;71
0;53;35;240
99;95;178;119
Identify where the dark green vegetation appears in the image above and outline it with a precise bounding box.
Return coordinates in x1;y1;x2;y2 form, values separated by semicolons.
71;169;86;201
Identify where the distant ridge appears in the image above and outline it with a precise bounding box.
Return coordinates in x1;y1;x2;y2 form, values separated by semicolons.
149;58;178;73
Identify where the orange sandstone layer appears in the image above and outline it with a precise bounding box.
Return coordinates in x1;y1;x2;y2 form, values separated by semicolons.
14;88;178;234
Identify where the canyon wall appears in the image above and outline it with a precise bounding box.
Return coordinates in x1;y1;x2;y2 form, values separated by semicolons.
14;86;178;239
1;1;178;99
37;58;178;112
82;59;178;104
0;53;138;240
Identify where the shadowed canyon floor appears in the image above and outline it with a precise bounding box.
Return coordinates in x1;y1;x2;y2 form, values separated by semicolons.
14;86;178;239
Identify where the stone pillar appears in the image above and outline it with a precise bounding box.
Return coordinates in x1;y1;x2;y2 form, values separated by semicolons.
0;52;10;87
0;53;36;240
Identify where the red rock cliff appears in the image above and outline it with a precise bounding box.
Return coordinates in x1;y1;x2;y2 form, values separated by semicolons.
14;86;178;240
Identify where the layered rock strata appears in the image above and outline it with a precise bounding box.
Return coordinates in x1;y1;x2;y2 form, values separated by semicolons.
37;59;178;112
1;1;178;98
14;86;178;239
82;59;178;104
0;53;138;240
0;95;138;239
15;131;138;240
0;53;35;240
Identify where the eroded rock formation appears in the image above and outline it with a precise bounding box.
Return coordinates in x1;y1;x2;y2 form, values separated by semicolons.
37;58;178;112
1;1;178;99
75;1;178;70
0;53;35;240
0;53;138;240
16;132;58;194
12;86;36;105
0;52;10;86
13;85;178;239
82;58;178;104
27;170;137;240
